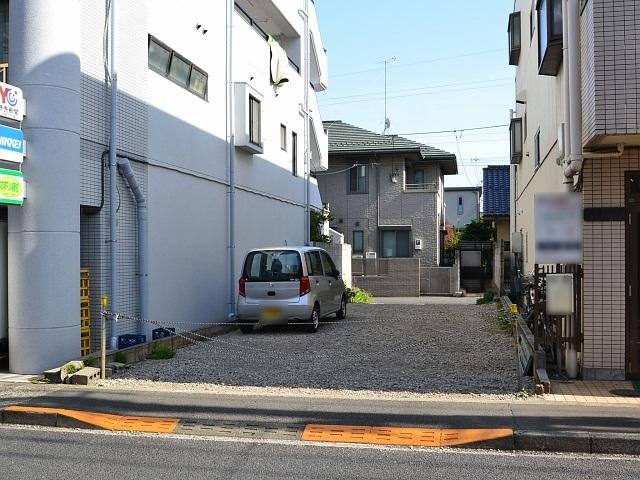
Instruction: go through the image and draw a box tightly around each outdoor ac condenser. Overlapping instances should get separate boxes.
[365,252,377,259]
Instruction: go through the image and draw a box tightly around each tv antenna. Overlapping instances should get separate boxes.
[377,56,396,134]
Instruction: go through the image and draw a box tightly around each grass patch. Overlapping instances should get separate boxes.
[65,364,81,376]
[476,291,496,305]
[516,388,530,399]
[149,344,176,360]
[83,356,96,368]
[346,287,373,304]
[114,352,127,364]
[495,302,513,335]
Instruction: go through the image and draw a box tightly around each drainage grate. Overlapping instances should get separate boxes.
[301,424,513,448]
[177,421,305,440]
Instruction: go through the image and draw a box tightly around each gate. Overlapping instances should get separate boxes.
[458,241,494,293]
[532,264,582,373]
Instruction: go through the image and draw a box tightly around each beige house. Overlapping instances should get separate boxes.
[508,0,639,380]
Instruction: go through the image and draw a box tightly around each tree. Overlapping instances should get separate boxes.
[459,218,495,242]
[310,208,335,243]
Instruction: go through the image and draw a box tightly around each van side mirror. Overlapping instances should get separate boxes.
[333,270,341,279]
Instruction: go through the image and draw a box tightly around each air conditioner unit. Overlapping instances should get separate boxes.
[365,252,377,259]
[414,239,423,250]
[352,254,364,259]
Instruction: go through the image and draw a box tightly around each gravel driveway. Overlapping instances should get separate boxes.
[112,302,519,395]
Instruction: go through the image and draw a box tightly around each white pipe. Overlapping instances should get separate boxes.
[564,0,583,182]
[226,0,237,319]
[109,0,119,350]
[300,2,311,245]
[564,0,581,379]
[116,158,149,338]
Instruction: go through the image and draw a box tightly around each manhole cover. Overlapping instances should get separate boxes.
[610,389,640,398]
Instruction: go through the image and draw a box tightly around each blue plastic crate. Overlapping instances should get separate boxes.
[152,327,176,340]
[118,334,146,350]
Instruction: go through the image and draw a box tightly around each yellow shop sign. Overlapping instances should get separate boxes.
[0,168,24,205]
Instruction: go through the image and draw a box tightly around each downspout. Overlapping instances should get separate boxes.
[226,0,237,319]
[300,1,311,245]
[109,0,119,350]
[116,158,149,337]
[563,0,583,183]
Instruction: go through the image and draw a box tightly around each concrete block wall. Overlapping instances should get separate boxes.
[581,0,640,146]
[582,151,640,379]
[352,259,420,297]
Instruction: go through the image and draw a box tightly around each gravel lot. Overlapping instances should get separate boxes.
[110,302,521,396]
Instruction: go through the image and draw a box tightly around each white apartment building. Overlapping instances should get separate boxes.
[0,0,328,373]
[508,0,639,380]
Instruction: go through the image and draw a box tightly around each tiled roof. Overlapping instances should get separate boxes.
[323,120,458,175]
[483,165,510,216]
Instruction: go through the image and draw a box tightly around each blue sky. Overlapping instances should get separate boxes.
[316,0,514,188]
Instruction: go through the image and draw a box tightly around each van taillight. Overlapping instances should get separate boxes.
[239,277,247,297]
[299,276,311,296]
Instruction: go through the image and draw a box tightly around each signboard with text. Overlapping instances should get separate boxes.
[0,81,25,121]
[0,124,26,164]
[535,193,583,264]
[0,168,25,205]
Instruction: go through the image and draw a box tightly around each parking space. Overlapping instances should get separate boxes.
[112,300,518,396]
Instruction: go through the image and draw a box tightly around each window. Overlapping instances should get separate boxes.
[537,0,563,75]
[280,124,287,151]
[457,197,464,216]
[382,230,411,258]
[168,54,190,86]
[305,251,324,276]
[148,35,208,99]
[243,250,303,282]
[510,117,523,164]
[292,132,298,176]
[320,251,338,277]
[349,165,368,193]
[352,231,364,253]
[148,37,171,73]
[508,12,522,65]
[414,169,425,185]
[249,95,261,146]
[534,129,541,168]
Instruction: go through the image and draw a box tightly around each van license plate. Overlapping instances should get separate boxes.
[261,308,282,322]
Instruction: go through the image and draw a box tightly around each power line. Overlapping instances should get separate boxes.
[397,124,509,136]
[330,48,505,79]
[319,77,512,102]
[320,83,512,107]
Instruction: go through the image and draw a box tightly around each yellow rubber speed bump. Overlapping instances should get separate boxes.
[4,406,179,433]
[302,424,513,448]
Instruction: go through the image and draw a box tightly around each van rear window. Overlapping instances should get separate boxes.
[243,250,303,282]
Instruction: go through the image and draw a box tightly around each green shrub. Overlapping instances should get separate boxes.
[346,286,373,304]
[149,344,176,360]
[83,356,96,367]
[65,364,81,376]
[476,291,496,305]
[114,352,127,364]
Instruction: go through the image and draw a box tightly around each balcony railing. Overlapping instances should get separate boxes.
[404,183,436,192]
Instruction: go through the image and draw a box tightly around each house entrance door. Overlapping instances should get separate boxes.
[626,172,640,379]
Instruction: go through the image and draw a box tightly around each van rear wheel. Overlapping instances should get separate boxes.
[305,306,320,333]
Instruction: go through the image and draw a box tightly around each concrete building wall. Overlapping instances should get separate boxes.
[7,0,329,372]
[581,0,640,147]
[582,151,640,379]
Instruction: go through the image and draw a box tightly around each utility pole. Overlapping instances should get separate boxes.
[378,56,396,134]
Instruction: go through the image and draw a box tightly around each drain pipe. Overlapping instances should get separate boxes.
[299,1,311,245]
[116,157,149,337]
[108,0,119,350]
[226,0,237,320]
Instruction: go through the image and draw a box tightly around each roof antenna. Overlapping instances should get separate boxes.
[377,56,396,135]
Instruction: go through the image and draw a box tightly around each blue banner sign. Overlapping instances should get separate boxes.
[0,124,26,164]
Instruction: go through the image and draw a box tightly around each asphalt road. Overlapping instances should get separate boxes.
[1,426,638,480]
